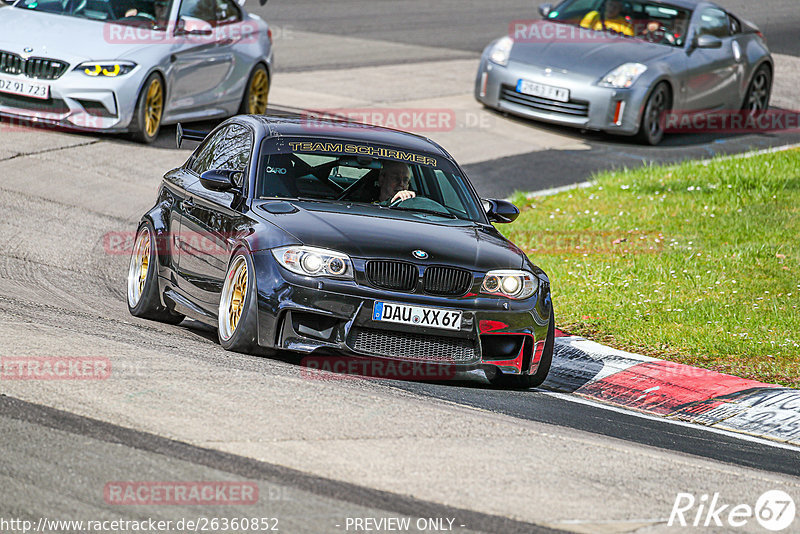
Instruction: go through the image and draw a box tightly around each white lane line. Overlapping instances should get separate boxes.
[541,390,800,453]
[700,141,800,163]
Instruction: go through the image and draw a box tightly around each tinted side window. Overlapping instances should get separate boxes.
[189,131,224,175]
[697,7,731,38]
[213,124,252,185]
[189,124,252,182]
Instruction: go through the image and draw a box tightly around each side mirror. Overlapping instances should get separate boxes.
[695,34,722,49]
[200,169,242,192]
[483,199,520,224]
[175,17,213,36]
[538,3,553,17]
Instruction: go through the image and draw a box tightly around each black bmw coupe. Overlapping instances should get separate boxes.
[127,116,554,388]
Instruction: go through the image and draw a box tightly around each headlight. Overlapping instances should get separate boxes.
[272,246,353,279]
[481,270,538,299]
[599,63,647,88]
[76,61,137,77]
[489,36,513,66]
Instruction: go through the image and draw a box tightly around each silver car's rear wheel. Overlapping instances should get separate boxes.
[637,82,670,145]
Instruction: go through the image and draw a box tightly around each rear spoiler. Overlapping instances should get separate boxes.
[176,123,208,148]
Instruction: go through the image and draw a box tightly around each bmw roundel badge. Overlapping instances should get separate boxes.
[412,250,428,260]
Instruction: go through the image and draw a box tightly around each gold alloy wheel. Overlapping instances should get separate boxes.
[127,227,151,308]
[144,78,163,137]
[247,69,269,114]
[219,256,249,341]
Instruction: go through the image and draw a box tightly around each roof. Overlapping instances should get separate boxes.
[242,115,450,158]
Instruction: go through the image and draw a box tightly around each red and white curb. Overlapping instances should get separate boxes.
[543,331,800,447]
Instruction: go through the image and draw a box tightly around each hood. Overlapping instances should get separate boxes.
[253,201,526,272]
[0,6,148,63]
[509,21,674,78]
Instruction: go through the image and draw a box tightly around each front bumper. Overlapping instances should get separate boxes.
[252,253,552,377]
[0,67,145,132]
[475,56,645,135]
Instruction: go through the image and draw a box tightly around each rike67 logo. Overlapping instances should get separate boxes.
[669,490,796,531]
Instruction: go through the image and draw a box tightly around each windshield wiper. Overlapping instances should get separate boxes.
[387,206,457,219]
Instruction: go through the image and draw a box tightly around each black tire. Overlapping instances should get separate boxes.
[742,64,772,113]
[636,82,670,145]
[127,221,185,324]
[130,72,164,144]
[218,249,261,353]
[238,63,270,115]
[490,307,555,390]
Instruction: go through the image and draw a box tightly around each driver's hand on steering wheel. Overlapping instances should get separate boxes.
[125,8,138,16]
[390,190,416,203]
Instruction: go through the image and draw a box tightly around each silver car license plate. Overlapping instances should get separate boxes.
[516,79,569,103]
[372,301,462,331]
[0,74,50,100]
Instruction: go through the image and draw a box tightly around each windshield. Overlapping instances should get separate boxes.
[546,0,692,46]
[12,0,173,26]
[257,141,486,223]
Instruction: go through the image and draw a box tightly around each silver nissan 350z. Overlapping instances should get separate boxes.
[475,0,772,144]
[0,0,272,142]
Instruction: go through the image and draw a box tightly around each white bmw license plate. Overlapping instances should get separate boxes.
[0,74,50,100]
[516,79,569,103]
[372,301,462,331]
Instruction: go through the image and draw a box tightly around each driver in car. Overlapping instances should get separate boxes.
[123,0,169,25]
[580,0,634,36]
[377,161,416,204]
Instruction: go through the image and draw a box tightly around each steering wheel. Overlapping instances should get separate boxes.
[122,12,156,21]
[640,24,673,44]
[387,196,451,216]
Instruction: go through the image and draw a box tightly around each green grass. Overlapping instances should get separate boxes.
[504,148,800,388]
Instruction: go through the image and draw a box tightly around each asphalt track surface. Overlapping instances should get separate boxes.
[1,2,799,533]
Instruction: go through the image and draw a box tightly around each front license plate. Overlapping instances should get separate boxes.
[0,74,50,100]
[516,79,569,103]
[372,301,462,331]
